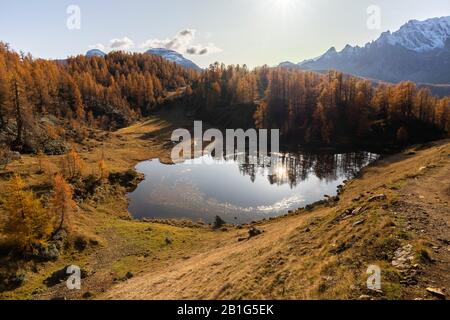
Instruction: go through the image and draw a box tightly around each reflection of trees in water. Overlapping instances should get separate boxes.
[236,152,379,188]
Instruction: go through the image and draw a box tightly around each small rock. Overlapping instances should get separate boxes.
[352,207,365,215]
[11,151,21,160]
[51,296,67,301]
[392,244,414,269]
[358,295,371,300]
[426,287,446,300]
[248,227,262,238]
[165,237,173,245]
[352,219,366,227]
[74,237,88,251]
[125,272,134,280]
[37,243,60,261]
[368,194,387,202]
[82,292,93,299]
[0,273,26,290]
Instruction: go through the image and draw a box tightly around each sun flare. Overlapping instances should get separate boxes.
[274,165,288,179]
[266,0,300,17]
[273,0,295,10]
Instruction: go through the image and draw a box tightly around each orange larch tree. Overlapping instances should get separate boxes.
[50,173,77,233]
[1,175,53,252]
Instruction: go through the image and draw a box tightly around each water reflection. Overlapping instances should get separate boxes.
[128,151,379,224]
[236,152,379,187]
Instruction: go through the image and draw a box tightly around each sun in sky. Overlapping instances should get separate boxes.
[273,0,295,9]
[270,0,298,13]
[262,0,308,21]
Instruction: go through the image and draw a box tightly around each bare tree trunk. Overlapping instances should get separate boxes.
[57,211,65,233]
[12,79,23,146]
[0,107,4,129]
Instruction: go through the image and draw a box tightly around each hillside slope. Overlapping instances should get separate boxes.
[1,117,448,300]
[103,140,450,300]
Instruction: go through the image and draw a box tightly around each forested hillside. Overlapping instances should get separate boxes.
[1,44,449,155]
[0,43,196,154]
[189,63,450,146]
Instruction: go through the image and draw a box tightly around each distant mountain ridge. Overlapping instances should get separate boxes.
[145,48,201,71]
[85,48,201,71]
[280,16,450,85]
[375,17,450,52]
[86,49,107,58]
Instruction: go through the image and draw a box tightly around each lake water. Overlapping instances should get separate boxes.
[128,151,379,224]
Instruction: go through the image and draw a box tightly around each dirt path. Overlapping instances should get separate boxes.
[395,147,450,295]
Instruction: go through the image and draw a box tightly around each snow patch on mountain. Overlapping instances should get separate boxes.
[281,16,450,85]
[293,16,450,68]
[86,49,106,58]
[145,48,201,71]
[375,16,450,52]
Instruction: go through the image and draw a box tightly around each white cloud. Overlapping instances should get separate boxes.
[109,37,134,50]
[140,29,222,56]
[186,43,223,56]
[140,29,195,52]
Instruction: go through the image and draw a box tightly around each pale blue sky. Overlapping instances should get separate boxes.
[1,0,450,67]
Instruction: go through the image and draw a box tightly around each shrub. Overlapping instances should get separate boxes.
[213,216,226,229]
[1,175,54,253]
[50,174,77,233]
[61,148,84,180]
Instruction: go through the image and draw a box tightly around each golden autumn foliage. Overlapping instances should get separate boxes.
[194,65,450,144]
[0,42,196,142]
[0,145,10,170]
[62,148,85,180]
[0,56,9,128]
[44,123,61,140]
[98,159,108,183]
[49,174,77,233]
[1,175,53,252]
[0,41,449,149]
